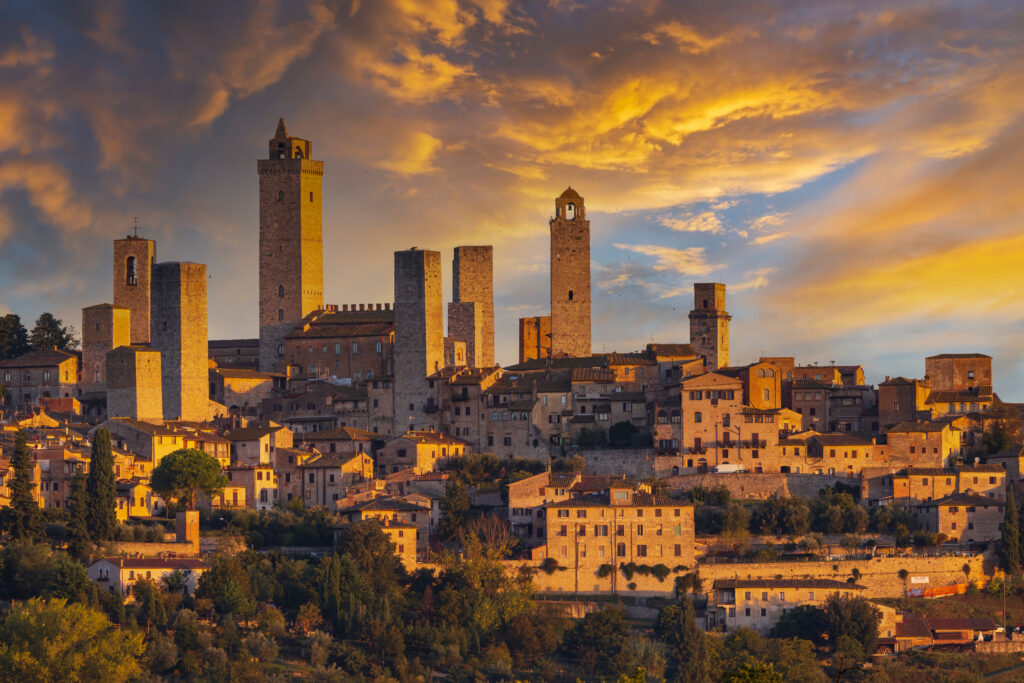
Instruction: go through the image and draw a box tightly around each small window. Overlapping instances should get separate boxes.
[568,290,574,301]
[278,309,284,321]
[309,191,314,202]
[278,190,284,201]
[278,285,284,298]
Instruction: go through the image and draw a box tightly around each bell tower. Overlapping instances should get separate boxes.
[689,283,731,369]
[549,187,591,357]
[257,118,324,372]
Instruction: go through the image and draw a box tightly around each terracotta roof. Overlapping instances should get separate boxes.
[929,617,997,631]
[916,492,1004,508]
[393,430,466,446]
[880,376,918,386]
[714,578,865,590]
[98,557,208,570]
[547,491,687,508]
[570,475,638,492]
[286,321,393,340]
[339,496,429,513]
[209,338,259,348]
[0,349,77,368]
[925,390,993,404]
[605,352,656,366]
[213,368,280,380]
[793,378,831,390]
[559,186,581,199]
[300,452,368,469]
[572,367,616,383]
[107,417,179,436]
[225,426,278,441]
[895,614,932,638]
[887,421,952,433]
[646,343,695,357]
[302,426,377,442]
[815,434,875,446]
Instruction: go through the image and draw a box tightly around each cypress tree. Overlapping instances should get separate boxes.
[1000,485,1021,574]
[4,430,41,540]
[657,597,711,683]
[86,427,117,541]
[67,467,91,558]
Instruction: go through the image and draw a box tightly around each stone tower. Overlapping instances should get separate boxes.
[451,246,494,367]
[394,249,443,433]
[550,187,591,357]
[151,262,209,422]
[107,346,163,422]
[448,301,483,367]
[81,303,130,394]
[689,283,731,370]
[257,118,324,372]
[518,316,551,363]
[113,235,156,345]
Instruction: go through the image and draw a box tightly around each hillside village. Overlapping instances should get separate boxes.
[2,121,1024,680]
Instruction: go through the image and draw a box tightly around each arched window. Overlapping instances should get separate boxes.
[757,369,765,378]
[126,256,137,285]
[278,285,284,298]
[278,309,284,321]
[278,190,284,201]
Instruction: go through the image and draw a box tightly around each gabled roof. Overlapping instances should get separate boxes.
[887,421,953,434]
[571,367,616,383]
[392,430,466,446]
[302,426,377,441]
[547,491,686,508]
[714,578,865,590]
[916,492,1004,508]
[338,496,429,513]
[96,557,208,570]
[225,426,277,441]
[0,349,77,368]
[107,417,179,436]
[925,390,993,404]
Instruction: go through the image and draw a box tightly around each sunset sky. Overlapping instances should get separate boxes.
[1,1,1022,394]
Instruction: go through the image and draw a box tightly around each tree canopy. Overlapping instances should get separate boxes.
[0,598,143,683]
[29,312,79,351]
[86,428,117,541]
[0,314,30,361]
[2,430,41,541]
[150,448,227,511]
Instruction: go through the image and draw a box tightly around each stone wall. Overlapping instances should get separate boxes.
[664,472,851,500]
[518,316,551,363]
[581,447,658,479]
[151,262,209,422]
[452,246,494,367]
[520,552,990,599]
[688,283,730,369]
[448,301,483,367]
[107,346,163,421]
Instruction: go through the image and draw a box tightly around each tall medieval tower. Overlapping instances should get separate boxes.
[394,248,444,433]
[113,235,155,345]
[450,245,494,367]
[550,187,591,357]
[257,118,324,372]
[689,283,731,370]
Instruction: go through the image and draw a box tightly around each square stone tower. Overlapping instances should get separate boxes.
[258,118,324,372]
[689,283,731,370]
[151,262,209,422]
[113,235,156,345]
[550,187,591,358]
[448,301,483,367]
[518,316,551,363]
[106,345,163,422]
[81,303,130,394]
[394,249,443,433]
[451,246,494,366]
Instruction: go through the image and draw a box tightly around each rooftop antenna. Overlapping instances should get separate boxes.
[132,216,139,238]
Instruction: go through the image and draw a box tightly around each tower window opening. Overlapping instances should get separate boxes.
[309,191,313,202]
[278,309,285,321]
[702,299,709,309]
[126,256,138,286]
[278,285,284,298]
[568,290,574,301]
[278,190,284,201]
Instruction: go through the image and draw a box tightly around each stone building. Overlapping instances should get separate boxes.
[542,481,696,593]
[393,249,444,432]
[258,119,324,372]
[915,493,1003,543]
[451,245,494,366]
[0,350,79,407]
[282,304,394,382]
[924,353,992,393]
[718,362,781,410]
[689,283,730,370]
[113,234,156,345]
[106,346,163,422]
[708,579,866,635]
[878,377,931,428]
[208,339,260,370]
[376,430,467,475]
[886,421,961,467]
[151,261,209,422]
[549,188,591,358]
[518,316,551,363]
[81,303,130,395]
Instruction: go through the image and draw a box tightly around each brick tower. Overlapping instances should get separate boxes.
[550,187,591,357]
[258,118,324,372]
[394,248,443,433]
[81,303,130,394]
[151,262,209,421]
[113,235,156,345]
[689,283,731,370]
[451,245,494,367]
